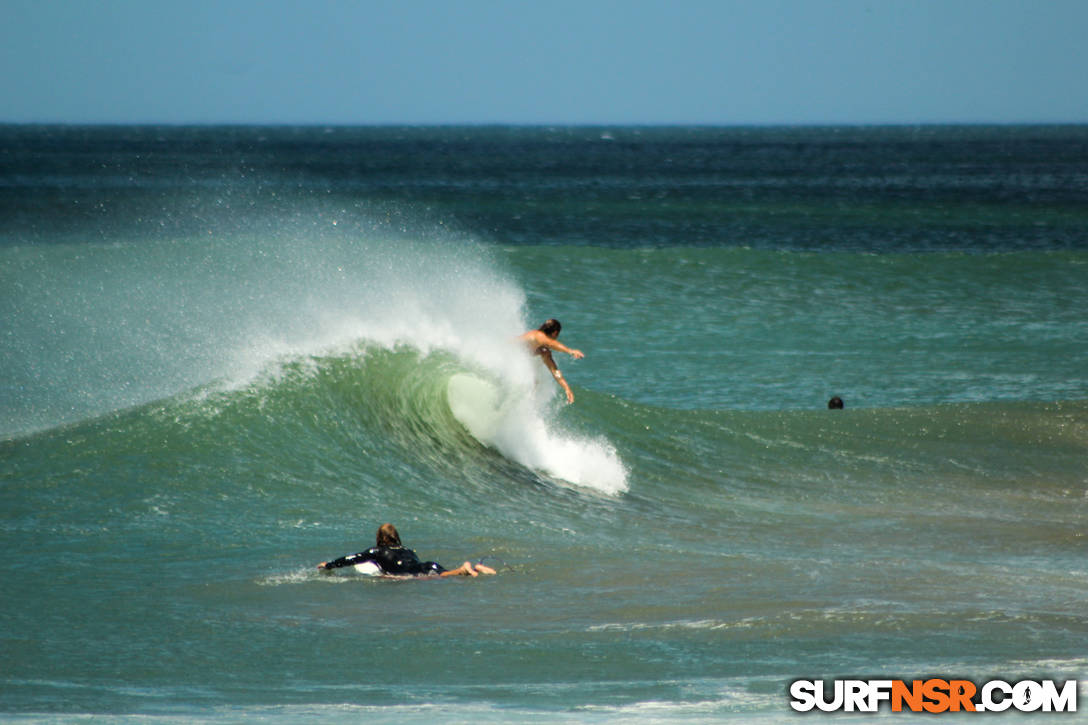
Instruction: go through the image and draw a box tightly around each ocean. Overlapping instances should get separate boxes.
[1,124,1086,722]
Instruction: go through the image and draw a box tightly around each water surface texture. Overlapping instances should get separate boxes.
[2,125,1087,722]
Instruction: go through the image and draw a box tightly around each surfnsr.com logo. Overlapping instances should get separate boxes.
[789,678,1078,713]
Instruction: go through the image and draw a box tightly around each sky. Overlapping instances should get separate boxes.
[3,0,1087,126]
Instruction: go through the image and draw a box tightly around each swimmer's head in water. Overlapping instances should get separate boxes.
[538,319,562,338]
[376,523,402,547]
[828,396,844,409]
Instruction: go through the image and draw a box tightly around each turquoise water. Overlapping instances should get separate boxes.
[1,126,1087,722]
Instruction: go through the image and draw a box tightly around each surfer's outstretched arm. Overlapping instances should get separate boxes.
[539,349,575,404]
[317,551,372,571]
[519,330,584,359]
[540,336,584,359]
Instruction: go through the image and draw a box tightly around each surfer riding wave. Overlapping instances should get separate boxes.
[519,319,584,404]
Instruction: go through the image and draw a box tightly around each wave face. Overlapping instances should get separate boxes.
[2,218,629,495]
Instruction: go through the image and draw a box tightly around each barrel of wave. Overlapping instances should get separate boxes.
[446,373,628,495]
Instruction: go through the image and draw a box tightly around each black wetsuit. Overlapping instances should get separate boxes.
[323,545,446,576]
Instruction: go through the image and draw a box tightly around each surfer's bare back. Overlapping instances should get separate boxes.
[520,318,584,404]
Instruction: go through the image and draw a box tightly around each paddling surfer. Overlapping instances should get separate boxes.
[317,523,496,578]
[520,319,584,404]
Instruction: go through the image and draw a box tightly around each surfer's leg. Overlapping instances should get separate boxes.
[440,561,479,577]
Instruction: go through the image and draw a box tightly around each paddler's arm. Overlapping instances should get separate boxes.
[317,551,371,571]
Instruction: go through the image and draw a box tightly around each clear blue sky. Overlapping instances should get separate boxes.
[3,0,1086,125]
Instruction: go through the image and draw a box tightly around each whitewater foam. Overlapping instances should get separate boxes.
[447,372,629,495]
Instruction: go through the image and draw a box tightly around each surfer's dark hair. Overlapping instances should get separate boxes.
[376,523,401,548]
[538,319,562,336]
